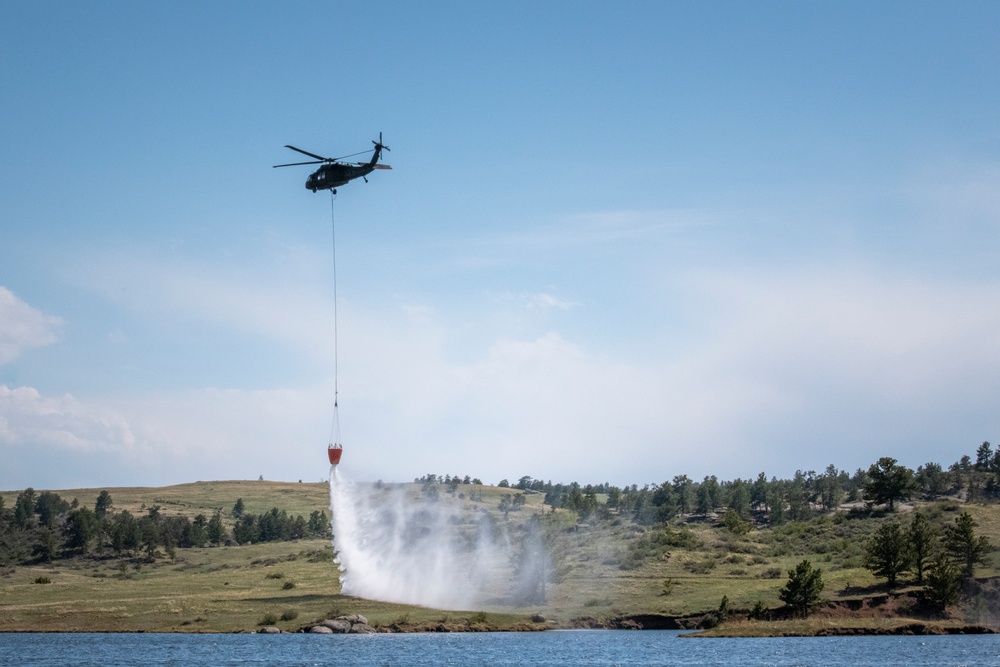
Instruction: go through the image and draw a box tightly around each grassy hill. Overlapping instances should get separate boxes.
[2,480,999,634]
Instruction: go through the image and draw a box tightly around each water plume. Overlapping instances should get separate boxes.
[329,467,533,610]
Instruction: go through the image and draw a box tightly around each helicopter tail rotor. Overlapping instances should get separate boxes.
[373,131,390,153]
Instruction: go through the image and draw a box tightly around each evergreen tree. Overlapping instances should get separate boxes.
[975,441,993,470]
[723,508,751,535]
[915,462,947,497]
[14,488,37,529]
[111,510,140,555]
[65,507,98,554]
[727,479,751,519]
[207,509,227,544]
[786,472,811,521]
[233,515,257,545]
[705,476,721,510]
[864,521,910,588]
[187,514,209,548]
[863,457,914,511]
[750,472,769,512]
[34,491,68,528]
[94,490,113,520]
[943,511,992,580]
[923,553,961,612]
[650,482,676,522]
[138,516,161,561]
[779,560,824,618]
[307,510,330,536]
[817,465,842,511]
[605,486,621,510]
[695,482,711,515]
[769,480,787,525]
[290,515,307,540]
[33,527,58,562]
[907,512,936,584]
[673,475,693,514]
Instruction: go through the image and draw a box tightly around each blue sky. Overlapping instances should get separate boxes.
[2,2,1000,490]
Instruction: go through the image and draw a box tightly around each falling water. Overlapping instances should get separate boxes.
[329,467,522,610]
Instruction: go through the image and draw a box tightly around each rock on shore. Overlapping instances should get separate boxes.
[302,614,375,635]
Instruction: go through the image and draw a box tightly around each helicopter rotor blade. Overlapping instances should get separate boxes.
[284,145,329,161]
[331,149,371,161]
[373,131,390,152]
[272,160,324,168]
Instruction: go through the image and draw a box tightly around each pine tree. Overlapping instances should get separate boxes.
[907,512,936,584]
[207,509,227,544]
[94,490,113,520]
[943,511,992,580]
[864,521,910,588]
[923,553,961,612]
[779,560,824,618]
[863,457,914,511]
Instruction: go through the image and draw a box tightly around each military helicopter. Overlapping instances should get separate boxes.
[273,132,391,193]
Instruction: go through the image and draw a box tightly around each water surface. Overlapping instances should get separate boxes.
[1,630,998,666]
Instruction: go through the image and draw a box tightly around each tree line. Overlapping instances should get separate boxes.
[0,490,331,566]
[486,442,1000,526]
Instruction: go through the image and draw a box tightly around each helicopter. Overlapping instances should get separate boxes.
[273,132,391,193]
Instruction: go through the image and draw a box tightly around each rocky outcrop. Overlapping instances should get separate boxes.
[315,619,352,633]
[303,614,374,635]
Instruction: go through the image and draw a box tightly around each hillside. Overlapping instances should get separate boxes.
[2,477,999,634]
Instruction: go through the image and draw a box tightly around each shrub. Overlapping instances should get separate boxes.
[282,581,295,590]
[280,608,299,621]
[749,600,767,620]
[683,558,717,575]
[259,613,278,626]
[583,597,612,607]
[33,576,52,584]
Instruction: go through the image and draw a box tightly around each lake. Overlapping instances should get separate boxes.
[1,630,998,666]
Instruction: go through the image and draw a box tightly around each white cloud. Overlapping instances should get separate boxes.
[0,385,137,454]
[519,292,575,311]
[0,287,62,365]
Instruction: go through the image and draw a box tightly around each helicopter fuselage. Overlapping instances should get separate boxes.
[306,162,375,192]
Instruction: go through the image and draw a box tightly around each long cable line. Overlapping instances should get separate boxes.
[329,191,341,447]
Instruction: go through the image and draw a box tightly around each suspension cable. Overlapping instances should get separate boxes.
[329,191,341,446]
